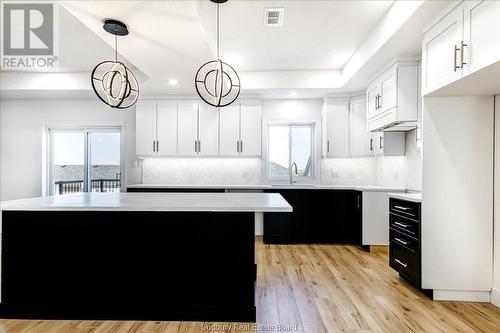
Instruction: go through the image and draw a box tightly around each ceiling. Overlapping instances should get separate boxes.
[0,0,449,99]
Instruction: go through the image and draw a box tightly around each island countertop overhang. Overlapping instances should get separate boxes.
[0,192,293,213]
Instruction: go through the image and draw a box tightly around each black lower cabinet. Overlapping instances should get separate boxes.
[264,190,362,245]
[389,198,432,298]
[0,210,256,322]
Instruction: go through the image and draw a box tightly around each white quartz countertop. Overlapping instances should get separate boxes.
[0,192,293,212]
[387,192,422,203]
[127,184,406,192]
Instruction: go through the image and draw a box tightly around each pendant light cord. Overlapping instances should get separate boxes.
[114,31,118,62]
[216,3,220,60]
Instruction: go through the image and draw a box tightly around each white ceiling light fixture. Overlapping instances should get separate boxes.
[264,8,284,27]
[91,19,139,109]
[195,0,240,108]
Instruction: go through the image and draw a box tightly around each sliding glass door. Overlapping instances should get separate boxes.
[49,128,121,195]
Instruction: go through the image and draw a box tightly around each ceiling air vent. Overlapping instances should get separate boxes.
[264,8,284,27]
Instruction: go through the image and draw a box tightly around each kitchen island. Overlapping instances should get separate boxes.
[0,192,291,322]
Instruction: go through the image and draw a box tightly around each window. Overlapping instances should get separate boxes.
[267,124,314,181]
[49,128,122,195]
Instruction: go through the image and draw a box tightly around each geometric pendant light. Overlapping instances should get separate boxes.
[91,19,139,109]
[195,0,240,107]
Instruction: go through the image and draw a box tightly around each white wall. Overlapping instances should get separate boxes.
[493,94,500,307]
[0,99,141,201]
[422,96,494,301]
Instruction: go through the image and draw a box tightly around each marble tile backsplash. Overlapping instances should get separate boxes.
[142,158,262,185]
[320,158,376,185]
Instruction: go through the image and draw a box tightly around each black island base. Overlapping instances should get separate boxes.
[0,210,256,322]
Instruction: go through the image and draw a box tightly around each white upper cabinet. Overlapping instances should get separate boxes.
[177,101,199,156]
[136,102,157,156]
[366,62,418,132]
[156,102,177,156]
[219,101,262,156]
[422,1,500,95]
[422,5,463,95]
[219,104,240,156]
[372,132,406,157]
[239,101,262,156]
[462,0,500,76]
[136,99,261,158]
[322,98,350,158]
[198,104,219,156]
[349,97,372,157]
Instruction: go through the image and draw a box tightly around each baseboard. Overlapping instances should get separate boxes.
[491,288,500,307]
[433,290,490,302]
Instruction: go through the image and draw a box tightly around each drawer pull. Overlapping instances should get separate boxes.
[394,237,409,245]
[395,258,407,268]
[394,205,411,211]
[394,221,410,228]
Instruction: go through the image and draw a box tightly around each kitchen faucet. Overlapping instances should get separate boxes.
[289,162,298,185]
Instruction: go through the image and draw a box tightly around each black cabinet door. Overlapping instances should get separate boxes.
[303,190,361,244]
[263,189,362,245]
[263,190,300,244]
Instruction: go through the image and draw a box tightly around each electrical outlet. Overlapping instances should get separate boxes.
[395,171,399,180]
[330,170,339,178]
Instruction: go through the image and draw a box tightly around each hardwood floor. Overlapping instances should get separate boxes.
[1,237,499,333]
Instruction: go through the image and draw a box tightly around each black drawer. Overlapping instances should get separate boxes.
[390,228,418,252]
[390,242,419,285]
[389,198,420,220]
[390,214,419,239]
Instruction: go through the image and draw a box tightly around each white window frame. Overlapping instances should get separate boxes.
[266,122,315,182]
[43,125,125,196]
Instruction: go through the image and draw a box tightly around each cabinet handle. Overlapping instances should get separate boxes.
[454,44,461,71]
[156,140,159,152]
[394,205,410,211]
[395,258,408,268]
[370,138,373,151]
[461,40,467,66]
[236,140,240,153]
[379,136,383,149]
[327,140,330,153]
[394,221,410,228]
[194,140,197,152]
[357,195,361,209]
[378,94,382,109]
[240,140,243,153]
[153,140,156,152]
[198,140,201,153]
[394,237,409,245]
[375,95,379,110]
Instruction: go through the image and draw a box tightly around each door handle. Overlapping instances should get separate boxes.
[394,221,410,228]
[454,44,461,71]
[395,259,407,268]
[394,237,409,246]
[461,40,467,67]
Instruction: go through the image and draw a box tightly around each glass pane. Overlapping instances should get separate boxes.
[268,126,290,178]
[89,132,121,192]
[53,131,85,195]
[290,126,312,177]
